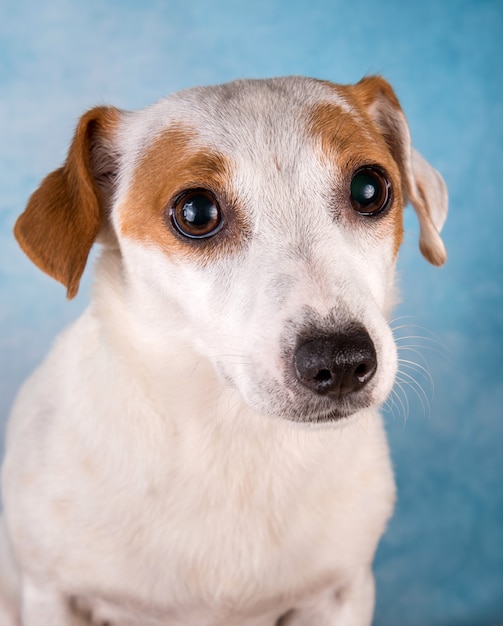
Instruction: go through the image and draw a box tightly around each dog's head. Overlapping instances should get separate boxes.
[15,76,447,423]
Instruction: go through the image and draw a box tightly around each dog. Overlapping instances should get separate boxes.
[0,75,447,626]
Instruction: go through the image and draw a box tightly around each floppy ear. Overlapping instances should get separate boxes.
[14,106,121,299]
[352,76,448,266]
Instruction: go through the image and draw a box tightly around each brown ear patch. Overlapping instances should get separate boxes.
[15,106,121,298]
[119,125,251,263]
[307,95,405,258]
[350,76,402,111]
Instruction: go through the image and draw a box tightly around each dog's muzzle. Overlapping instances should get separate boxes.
[293,326,377,399]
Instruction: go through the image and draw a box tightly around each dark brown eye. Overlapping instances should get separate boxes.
[171,189,222,239]
[350,167,391,215]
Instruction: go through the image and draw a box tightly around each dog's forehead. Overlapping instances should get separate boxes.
[122,77,373,162]
[150,77,350,128]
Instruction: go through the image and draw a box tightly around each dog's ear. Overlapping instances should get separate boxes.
[352,76,448,266]
[14,106,122,299]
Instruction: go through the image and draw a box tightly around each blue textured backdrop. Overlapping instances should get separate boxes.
[1,1,502,624]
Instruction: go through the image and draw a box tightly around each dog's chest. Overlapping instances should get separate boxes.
[48,416,394,624]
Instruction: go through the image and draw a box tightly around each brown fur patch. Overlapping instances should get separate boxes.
[15,106,121,298]
[308,81,405,258]
[119,125,251,263]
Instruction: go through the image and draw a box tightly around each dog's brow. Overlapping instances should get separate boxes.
[307,99,404,257]
[119,124,251,261]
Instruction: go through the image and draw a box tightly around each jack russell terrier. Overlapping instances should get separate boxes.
[0,75,447,626]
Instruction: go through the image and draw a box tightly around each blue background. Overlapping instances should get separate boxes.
[1,1,502,624]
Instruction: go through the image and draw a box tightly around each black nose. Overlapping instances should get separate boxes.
[293,328,377,398]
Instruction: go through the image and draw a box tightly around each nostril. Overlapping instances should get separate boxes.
[293,327,377,398]
[354,363,368,378]
[354,360,375,383]
[315,369,332,384]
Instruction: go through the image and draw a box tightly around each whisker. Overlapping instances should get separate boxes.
[397,346,431,370]
[395,372,430,417]
[398,358,434,388]
[384,389,403,422]
[391,321,450,354]
[397,382,411,421]
[387,315,451,420]
[385,383,409,423]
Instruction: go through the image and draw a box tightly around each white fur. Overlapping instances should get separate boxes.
[1,76,447,625]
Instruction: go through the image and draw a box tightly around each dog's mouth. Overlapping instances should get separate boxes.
[269,392,374,424]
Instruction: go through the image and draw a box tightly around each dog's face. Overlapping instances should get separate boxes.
[15,77,448,423]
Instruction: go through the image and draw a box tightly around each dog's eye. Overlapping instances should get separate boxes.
[350,168,391,216]
[171,190,222,239]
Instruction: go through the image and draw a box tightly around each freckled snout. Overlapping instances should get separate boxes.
[293,327,377,398]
